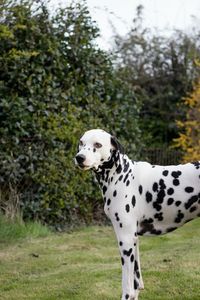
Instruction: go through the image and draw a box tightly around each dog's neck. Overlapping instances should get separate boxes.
[93,151,130,189]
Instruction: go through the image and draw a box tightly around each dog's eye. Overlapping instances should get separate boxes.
[94,142,102,149]
[79,140,83,146]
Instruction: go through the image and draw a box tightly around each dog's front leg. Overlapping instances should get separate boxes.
[135,239,144,290]
[113,225,139,300]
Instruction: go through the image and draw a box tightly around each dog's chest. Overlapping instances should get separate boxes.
[103,173,136,219]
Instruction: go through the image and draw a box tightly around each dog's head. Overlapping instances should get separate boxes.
[75,129,124,170]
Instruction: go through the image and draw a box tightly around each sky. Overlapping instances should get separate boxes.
[53,0,200,50]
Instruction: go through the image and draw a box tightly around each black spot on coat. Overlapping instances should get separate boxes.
[153,182,158,192]
[163,170,169,176]
[132,195,136,207]
[134,279,139,289]
[185,187,194,193]
[190,206,197,213]
[153,202,162,211]
[167,198,174,205]
[167,188,174,195]
[123,173,129,183]
[146,191,153,203]
[130,254,134,262]
[154,212,163,221]
[175,210,184,223]
[123,248,133,257]
[134,260,140,278]
[125,204,130,213]
[191,161,200,169]
[139,185,143,195]
[173,179,180,186]
[103,186,107,194]
[118,175,123,181]
[116,164,122,174]
[123,162,129,173]
[159,179,166,189]
[185,195,198,209]
[107,199,111,206]
[171,171,182,178]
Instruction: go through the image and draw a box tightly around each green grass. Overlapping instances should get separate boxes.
[1,218,200,299]
[0,215,50,244]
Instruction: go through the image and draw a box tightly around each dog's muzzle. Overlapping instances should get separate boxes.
[75,154,86,168]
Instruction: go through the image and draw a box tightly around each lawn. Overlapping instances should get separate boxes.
[1,218,200,300]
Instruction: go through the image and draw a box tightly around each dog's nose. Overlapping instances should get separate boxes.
[75,154,86,165]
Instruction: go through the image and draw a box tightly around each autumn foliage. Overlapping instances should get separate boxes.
[174,78,200,162]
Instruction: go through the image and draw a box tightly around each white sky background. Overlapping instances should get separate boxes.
[52,0,200,50]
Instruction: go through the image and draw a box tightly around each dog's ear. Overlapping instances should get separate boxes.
[110,136,124,154]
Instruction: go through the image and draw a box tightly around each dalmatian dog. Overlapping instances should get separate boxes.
[75,129,200,300]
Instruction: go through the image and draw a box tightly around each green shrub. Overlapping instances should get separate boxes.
[0,0,142,227]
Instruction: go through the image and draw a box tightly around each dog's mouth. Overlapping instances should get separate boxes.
[75,162,91,170]
[78,165,91,170]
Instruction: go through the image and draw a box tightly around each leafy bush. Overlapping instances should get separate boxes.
[0,0,141,227]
